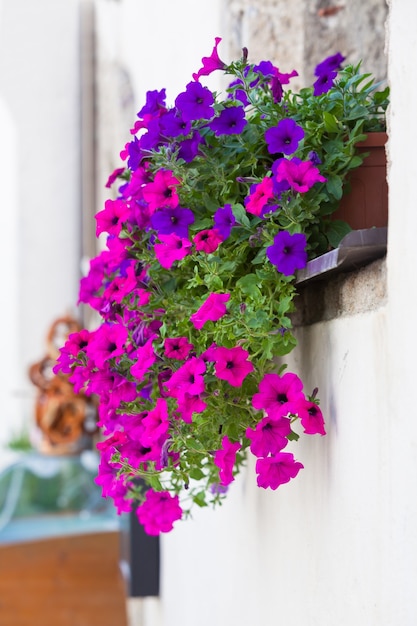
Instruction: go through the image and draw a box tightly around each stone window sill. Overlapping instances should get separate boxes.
[292,227,387,326]
[295,227,387,285]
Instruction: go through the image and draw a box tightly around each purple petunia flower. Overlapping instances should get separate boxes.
[137,88,167,117]
[227,78,250,106]
[266,230,307,276]
[214,204,236,240]
[313,70,338,96]
[314,52,345,77]
[175,81,215,122]
[151,206,195,239]
[209,106,247,136]
[177,131,204,162]
[265,118,305,155]
[159,110,191,138]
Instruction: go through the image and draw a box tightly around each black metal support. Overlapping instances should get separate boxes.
[120,508,160,597]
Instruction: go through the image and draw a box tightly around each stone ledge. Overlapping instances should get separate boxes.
[292,256,387,326]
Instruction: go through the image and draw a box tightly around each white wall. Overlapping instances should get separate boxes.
[0,0,82,445]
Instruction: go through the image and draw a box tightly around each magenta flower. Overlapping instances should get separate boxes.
[265,119,305,155]
[154,233,192,269]
[192,37,226,81]
[194,229,223,253]
[246,414,291,457]
[142,170,180,212]
[252,372,305,416]
[175,393,207,424]
[136,489,182,535]
[164,357,206,398]
[266,230,307,276]
[213,345,254,387]
[289,399,326,435]
[190,293,230,329]
[105,166,125,189]
[141,398,170,448]
[275,158,326,193]
[130,337,157,382]
[214,435,241,486]
[95,198,130,237]
[245,177,274,216]
[164,336,194,360]
[86,323,128,369]
[54,329,91,374]
[256,452,304,490]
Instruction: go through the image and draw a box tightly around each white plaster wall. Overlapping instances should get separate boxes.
[158,309,390,626]
[0,0,82,445]
[0,96,20,446]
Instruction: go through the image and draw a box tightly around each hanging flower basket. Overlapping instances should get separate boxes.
[55,38,389,535]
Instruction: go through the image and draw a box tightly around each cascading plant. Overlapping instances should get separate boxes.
[55,38,389,535]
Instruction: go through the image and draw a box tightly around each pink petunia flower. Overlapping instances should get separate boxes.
[95,198,130,237]
[275,158,327,193]
[154,233,192,269]
[164,357,206,398]
[255,452,304,490]
[214,435,241,486]
[194,229,223,253]
[213,345,254,387]
[130,337,157,382]
[192,37,226,81]
[190,293,230,329]
[142,169,181,212]
[244,177,274,216]
[288,398,326,435]
[86,323,128,369]
[252,372,305,416]
[175,393,207,423]
[136,489,183,535]
[141,398,170,448]
[164,336,194,360]
[246,414,291,457]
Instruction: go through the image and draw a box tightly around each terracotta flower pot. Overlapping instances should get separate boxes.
[332,132,388,229]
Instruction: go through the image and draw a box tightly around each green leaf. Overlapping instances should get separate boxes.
[322,111,340,133]
[326,219,352,248]
[231,203,251,227]
[236,273,262,299]
[326,175,343,201]
[189,468,205,480]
